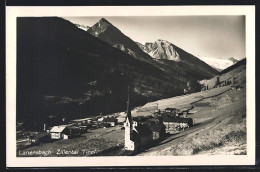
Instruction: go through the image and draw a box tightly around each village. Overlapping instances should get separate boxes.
[16,77,241,157]
[16,96,195,155]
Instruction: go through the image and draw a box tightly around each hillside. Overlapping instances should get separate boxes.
[17,17,184,124]
[219,58,246,75]
[137,61,246,156]
[199,58,246,90]
[138,85,246,156]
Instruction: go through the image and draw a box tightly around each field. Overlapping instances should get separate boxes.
[132,85,232,117]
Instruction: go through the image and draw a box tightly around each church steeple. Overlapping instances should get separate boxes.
[126,86,132,123]
[124,85,135,150]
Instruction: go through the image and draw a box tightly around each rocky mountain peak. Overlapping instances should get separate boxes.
[99,18,112,25]
[96,18,114,30]
[137,39,180,61]
[87,18,115,37]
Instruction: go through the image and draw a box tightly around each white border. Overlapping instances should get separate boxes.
[6,6,255,167]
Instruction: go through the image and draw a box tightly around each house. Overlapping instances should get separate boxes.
[133,124,153,147]
[153,109,161,117]
[162,117,193,134]
[201,85,208,91]
[164,108,177,113]
[49,126,70,139]
[103,117,118,127]
[178,110,189,118]
[70,117,92,125]
[78,125,88,133]
[147,124,166,140]
[232,84,242,91]
[97,117,104,122]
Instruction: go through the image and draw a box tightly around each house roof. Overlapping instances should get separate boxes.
[147,124,165,132]
[165,108,176,110]
[50,126,66,133]
[132,116,150,123]
[71,117,92,122]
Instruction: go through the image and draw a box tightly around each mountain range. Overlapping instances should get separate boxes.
[87,18,217,79]
[17,17,218,123]
[82,18,239,72]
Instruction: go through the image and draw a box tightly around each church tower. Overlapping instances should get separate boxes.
[124,86,135,150]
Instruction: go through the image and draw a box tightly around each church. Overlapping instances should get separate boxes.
[124,88,153,151]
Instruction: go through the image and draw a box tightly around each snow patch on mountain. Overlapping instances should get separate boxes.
[75,24,90,31]
[198,56,236,71]
[228,57,239,63]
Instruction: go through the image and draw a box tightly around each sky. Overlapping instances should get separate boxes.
[64,16,245,60]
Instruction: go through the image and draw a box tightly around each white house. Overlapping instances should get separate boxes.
[49,126,69,139]
[97,117,104,122]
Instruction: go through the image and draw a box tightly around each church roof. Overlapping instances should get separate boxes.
[134,125,153,137]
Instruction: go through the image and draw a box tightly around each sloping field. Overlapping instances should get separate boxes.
[200,59,246,89]
[133,85,232,117]
[138,85,246,156]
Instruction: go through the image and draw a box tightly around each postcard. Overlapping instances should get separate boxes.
[6,5,255,167]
